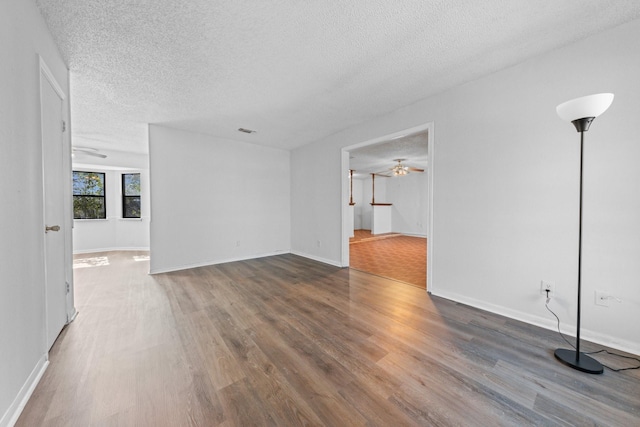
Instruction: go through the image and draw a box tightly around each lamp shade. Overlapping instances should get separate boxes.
[556,93,614,122]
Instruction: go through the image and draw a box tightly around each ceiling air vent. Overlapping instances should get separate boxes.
[238,128,256,134]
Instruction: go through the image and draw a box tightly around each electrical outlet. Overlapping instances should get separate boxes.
[540,280,554,295]
[595,290,610,307]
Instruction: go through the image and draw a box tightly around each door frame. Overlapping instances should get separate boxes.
[340,122,435,292]
[39,56,75,352]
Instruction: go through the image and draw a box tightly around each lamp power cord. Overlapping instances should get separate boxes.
[544,289,640,372]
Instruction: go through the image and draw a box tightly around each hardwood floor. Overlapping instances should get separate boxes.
[17,251,640,426]
[349,230,426,289]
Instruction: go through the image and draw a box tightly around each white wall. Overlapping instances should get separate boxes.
[371,205,392,234]
[352,178,364,229]
[353,173,427,235]
[0,1,71,425]
[353,175,388,231]
[291,19,640,354]
[387,172,428,236]
[360,177,373,229]
[148,125,291,273]
[72,168,150,253]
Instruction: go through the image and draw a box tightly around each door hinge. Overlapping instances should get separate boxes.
[66,282,70,294]
[62,120,66,132]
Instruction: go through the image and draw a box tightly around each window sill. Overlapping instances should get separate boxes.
[74,217,146,222]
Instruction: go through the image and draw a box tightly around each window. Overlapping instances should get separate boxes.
[73,171,106,219]
[122,173,141,218]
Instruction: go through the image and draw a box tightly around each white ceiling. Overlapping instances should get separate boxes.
[349,131,428,178]
[36,0,640,155]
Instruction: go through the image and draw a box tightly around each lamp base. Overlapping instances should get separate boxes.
[554,348,603,374]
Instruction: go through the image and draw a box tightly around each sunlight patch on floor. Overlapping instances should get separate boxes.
[73,256,110,269]
[133,255,150,262]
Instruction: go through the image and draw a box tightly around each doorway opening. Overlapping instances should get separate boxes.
[341,123,434,291]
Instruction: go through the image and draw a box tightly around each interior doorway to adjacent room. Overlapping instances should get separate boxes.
[341,123,433,290]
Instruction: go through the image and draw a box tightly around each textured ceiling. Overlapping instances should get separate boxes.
[36,0,640,155]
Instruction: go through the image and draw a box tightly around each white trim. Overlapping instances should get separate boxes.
[432,289,640,356]
[38,68,50,373]
[0,355,49,427]
[290,251,344,268]
[426,122,435,293]
[38,56,65,100]
[74,216,149,222]
[40,54,79,352]
[63,66,75,351]
[39,55,68,353]
[149,251,291,274]
[341,150,350,267]
[395,232,427,238]
[67,307,78,324]
[341,122,435,290]
[73,246,150,255]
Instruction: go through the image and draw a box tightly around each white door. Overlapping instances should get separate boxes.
[41,66,68,350]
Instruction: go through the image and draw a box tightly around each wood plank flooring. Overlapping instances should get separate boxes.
[17,251,640,426]
[349,230,426,289]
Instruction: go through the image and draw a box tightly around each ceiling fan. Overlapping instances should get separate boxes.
[72,146,107,159]
[376,159,424,177]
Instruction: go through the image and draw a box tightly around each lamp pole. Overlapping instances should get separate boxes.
[575,122,586,362]
[553,116,603,374]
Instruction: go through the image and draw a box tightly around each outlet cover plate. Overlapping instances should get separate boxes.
[540,280,555,295]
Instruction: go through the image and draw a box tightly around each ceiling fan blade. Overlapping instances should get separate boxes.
[72,148,107,158]
[83,151,107,158]
[373,171,392,177]
[407,167,424,172]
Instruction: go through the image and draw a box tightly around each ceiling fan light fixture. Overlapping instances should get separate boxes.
[393,165,408,176]
[391,159,409,176]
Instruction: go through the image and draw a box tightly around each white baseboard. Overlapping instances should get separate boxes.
[67,307,78,324]
[432,289,640,356]
[290,251,343,267]
[73,246,149,254]
[400,232,427,238]
[149,250,292,274]
[0,354,48,427]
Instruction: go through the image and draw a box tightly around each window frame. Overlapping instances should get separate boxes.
[72,170,107,220]
[121,173,141,219]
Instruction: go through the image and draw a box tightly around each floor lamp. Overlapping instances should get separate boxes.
[554,93,614,374]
